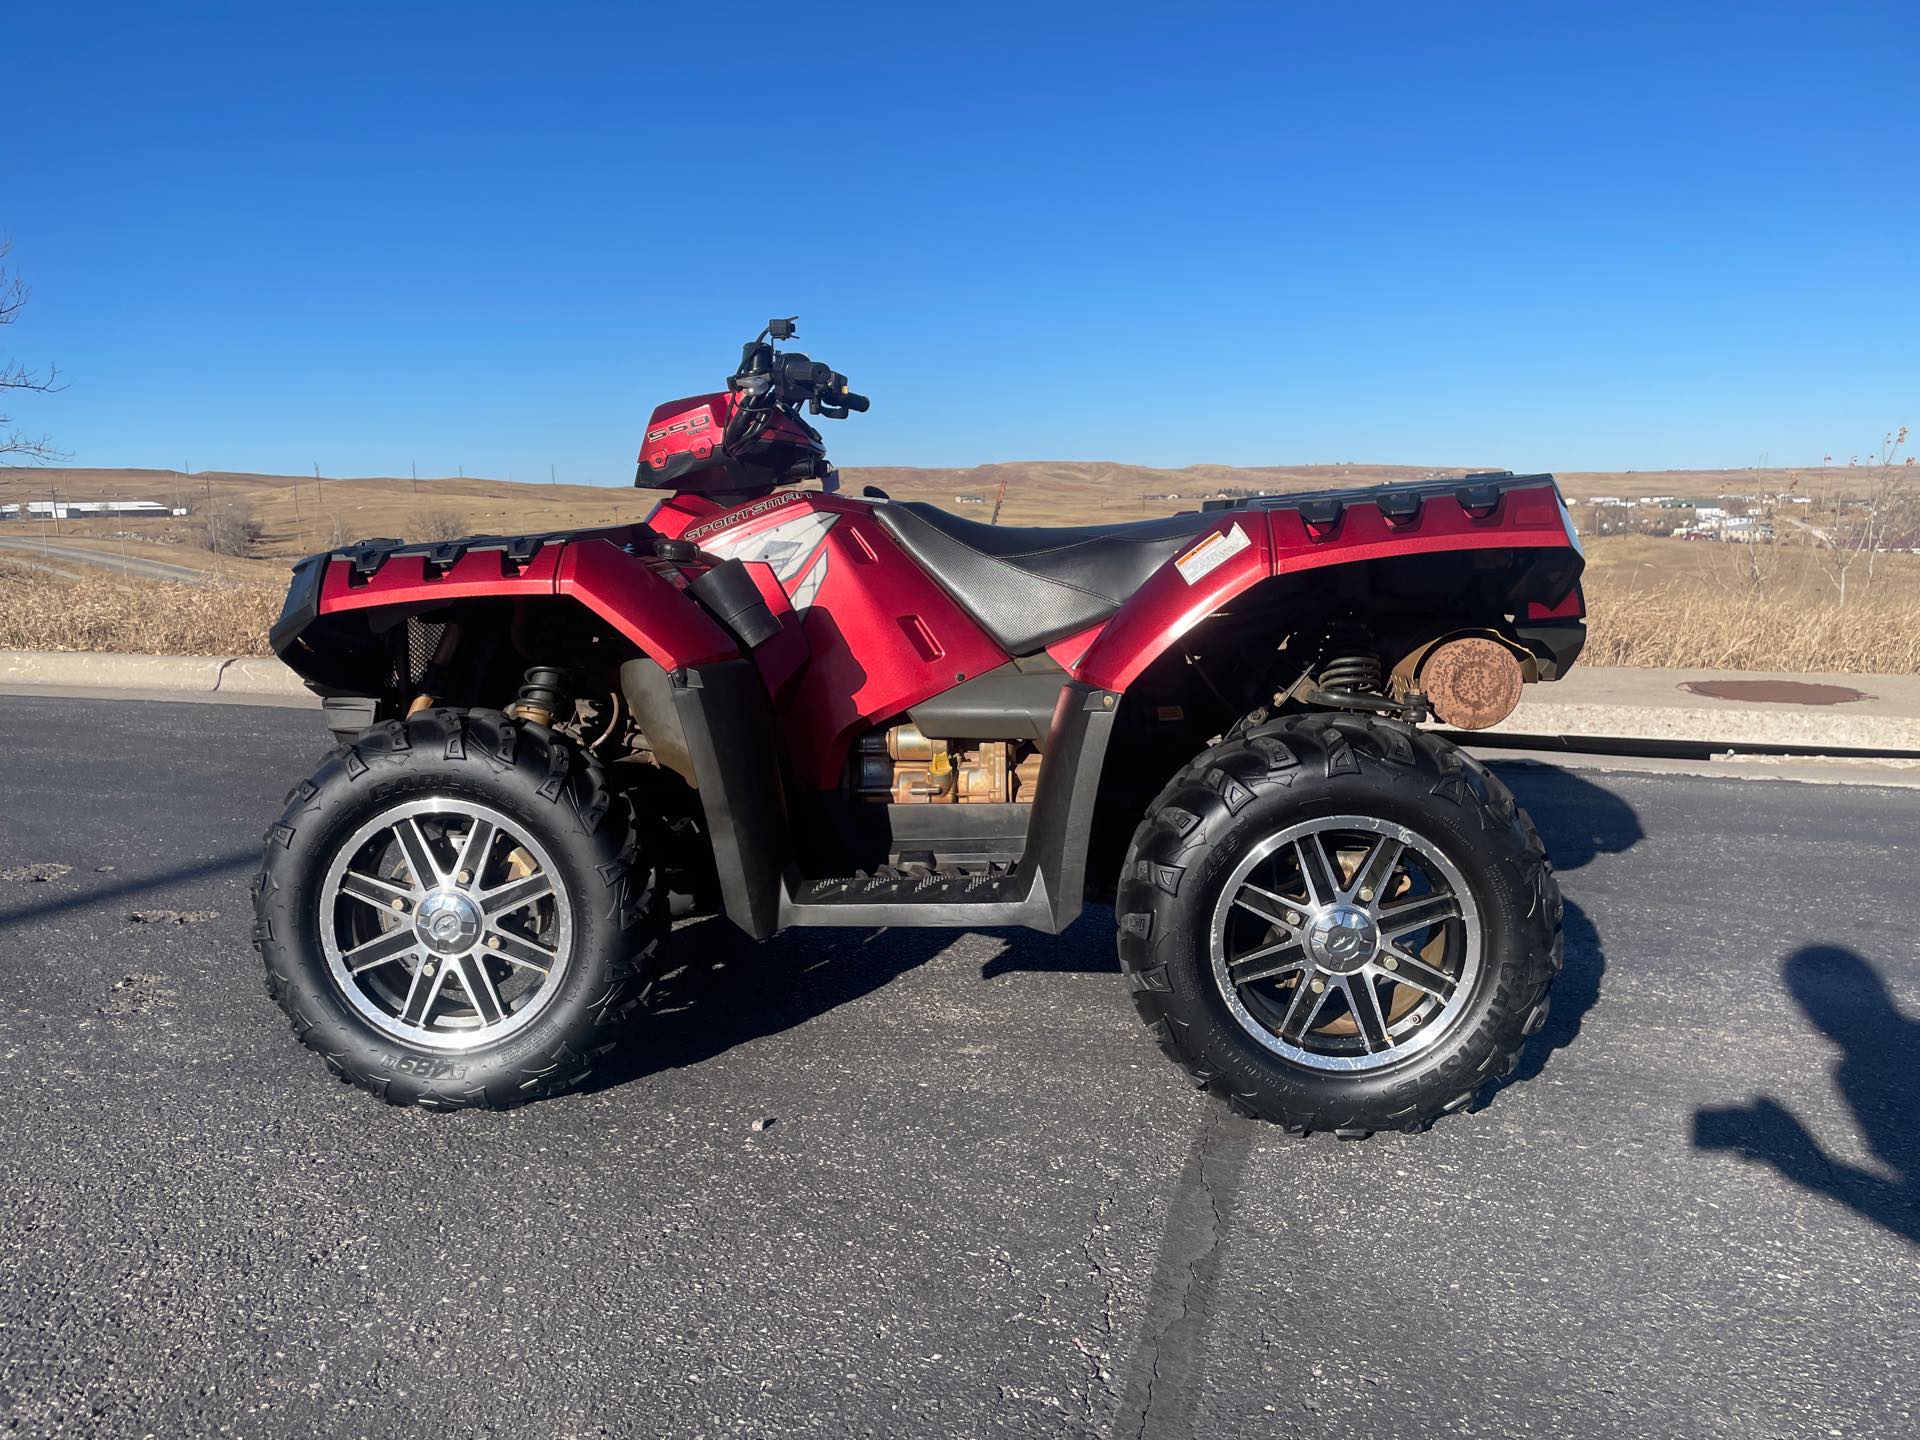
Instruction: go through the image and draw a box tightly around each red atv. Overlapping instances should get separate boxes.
[258,321,1584,1134]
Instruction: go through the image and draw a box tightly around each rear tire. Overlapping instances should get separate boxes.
[1116,714,1562,1135]
[252,708,663,1109]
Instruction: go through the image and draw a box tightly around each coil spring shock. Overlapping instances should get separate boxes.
[1298,619,1425,719]
[506,666,571,728]
[1317,652,1384,695]
[1315,620,1384,695]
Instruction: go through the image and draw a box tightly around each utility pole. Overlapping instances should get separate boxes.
[550,464,556,486]
[411,461,418,495]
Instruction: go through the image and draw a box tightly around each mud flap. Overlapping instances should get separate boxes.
[665,660,790,940]
[1024,682,1120,932]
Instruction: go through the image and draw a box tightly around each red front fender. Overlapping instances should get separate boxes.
[276,533,741,685]
[553,538,738,668]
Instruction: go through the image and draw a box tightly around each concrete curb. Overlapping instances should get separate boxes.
[1487,666,1920,753]
[0,649,310,698]
[2,651,1917,753]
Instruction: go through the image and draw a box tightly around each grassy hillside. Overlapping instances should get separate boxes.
[0,460,1874,573]
[3,462,1915,671]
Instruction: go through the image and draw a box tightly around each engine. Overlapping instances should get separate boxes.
[851,724,1043,805]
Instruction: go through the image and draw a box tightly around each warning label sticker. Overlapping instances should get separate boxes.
[1173,523,1251,585]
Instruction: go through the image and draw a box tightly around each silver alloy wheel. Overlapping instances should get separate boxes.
[318,797,573,1052]
[1208,814,1481,1073]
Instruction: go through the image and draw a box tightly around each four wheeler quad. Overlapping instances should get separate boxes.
[257,319,1586,1133]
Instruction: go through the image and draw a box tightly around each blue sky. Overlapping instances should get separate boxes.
[6,1,1916,481]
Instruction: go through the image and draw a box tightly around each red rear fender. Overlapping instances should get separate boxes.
[1070,518,1275,690]
[1069,477,1584,692]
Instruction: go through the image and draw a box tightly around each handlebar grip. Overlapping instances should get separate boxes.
[839,391,870,413]
[778,355,831,392]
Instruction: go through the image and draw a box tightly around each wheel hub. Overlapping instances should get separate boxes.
[1207,814,1482,1073]
[1305,904,1378,973]
[415,890,483,955]
[319,797,572,1052]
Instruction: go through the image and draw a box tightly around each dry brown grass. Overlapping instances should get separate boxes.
[1580,583,1920,672]
[1579,534,1920,672]
[4,486,1919,674]
[5,555,1913,674]
[0,558,279,656]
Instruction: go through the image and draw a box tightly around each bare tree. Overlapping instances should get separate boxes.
[0,240,63,462]
[203,501,261,557]
[1816,427,1914,604]
[410,509,468,541]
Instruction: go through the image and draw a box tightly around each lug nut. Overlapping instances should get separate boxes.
[1285,911,1300,926]
[485,934,501,950]
[1382,956,1398,971]
[457,869,472,885]
[1359,886,1374,902]
[1310,978,1326,994]
[390,897,406,912]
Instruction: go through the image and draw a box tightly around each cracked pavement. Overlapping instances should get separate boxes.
[1,694,1916,1438]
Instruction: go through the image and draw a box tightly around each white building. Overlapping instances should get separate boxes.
[0,499,187,520]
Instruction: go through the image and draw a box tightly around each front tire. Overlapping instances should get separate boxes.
[1117,714,1562,1136]
[252,708,663,1109]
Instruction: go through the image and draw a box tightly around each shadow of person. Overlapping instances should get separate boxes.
[1694,946,1920,1246]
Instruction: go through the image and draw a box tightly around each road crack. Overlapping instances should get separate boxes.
[1117,1105,1256,1438]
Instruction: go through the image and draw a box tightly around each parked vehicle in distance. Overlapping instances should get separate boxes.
[258,320,1586,1135]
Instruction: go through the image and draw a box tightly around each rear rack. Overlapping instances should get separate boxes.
[1200,471,1561,527]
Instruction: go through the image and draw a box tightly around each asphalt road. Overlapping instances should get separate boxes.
[1,696,1915,1439]
[0,536,210,584]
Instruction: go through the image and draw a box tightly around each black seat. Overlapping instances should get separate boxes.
[873,502,1224,654]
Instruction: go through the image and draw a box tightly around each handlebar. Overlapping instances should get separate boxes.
[731,321,868,421]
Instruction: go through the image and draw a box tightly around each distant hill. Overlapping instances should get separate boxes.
[0,460,1849,577]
